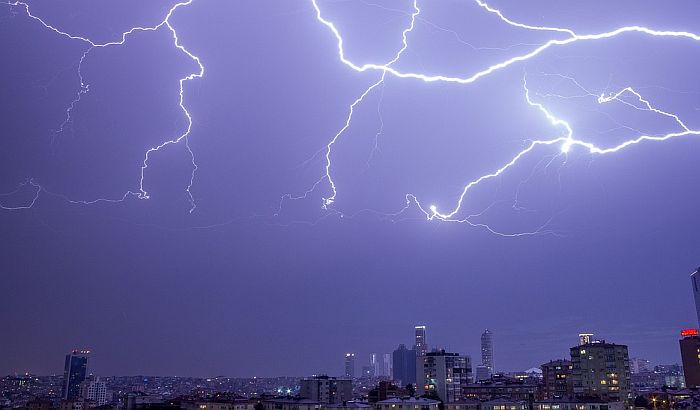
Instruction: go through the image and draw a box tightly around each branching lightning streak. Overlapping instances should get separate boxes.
[303,0,700,234]
[4,0,203,211]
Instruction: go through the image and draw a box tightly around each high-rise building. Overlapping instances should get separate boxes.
[370,353,393,378]
[345,353,356,379]
[415,326,428,357]
[540,359,573,399]
[382,353,393,378]
[481,330,493,376]
[629,357,650,374]
[570,339,630,403]
[679,328,700,387]
[691,268,700,327]
[371,353,379,377]
[417,350,472,403]
[474,365,491,382]
[80,376,107,406]
[300,375,353,404]
[392,344,416,386]
[62,350,90,400]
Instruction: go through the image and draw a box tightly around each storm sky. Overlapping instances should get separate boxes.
[2,0,700,377]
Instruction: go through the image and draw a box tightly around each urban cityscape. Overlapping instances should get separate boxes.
[2,267,700,410]
[3,1,700,410]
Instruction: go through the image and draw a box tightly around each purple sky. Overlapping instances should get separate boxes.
[1,0,700,377]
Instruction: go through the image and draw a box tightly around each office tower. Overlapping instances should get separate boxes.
[62,350,90,400]
[382,353,393,379]
[481,329,494,375]
[692,268,700,327]
[300,375,353,404]
[80,376,107,406]
[415,326,428,357]
[570,339,631,403]
[416,350,472,403]
[392,344,416,386]
[629,357,650,374]
[680,328,700,387]
[345,353,356,378]
[371,353,379,376]
[540,359,573,399]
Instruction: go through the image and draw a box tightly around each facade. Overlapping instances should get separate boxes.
[375,397,439,410]
[263,398,322,410]
[679,329,700,387]
[62,350,90,400]
[417,350,472,403]
[481,398,527,410]
[444,399,481,410]
[367,381,407,403]
[299,375,353,404]
[481,330,493,376]
[415,326,428,357]
[462,376,538,402]
[346,354,356,379]
[325,402,372,410]
[629,357,650,374]
[392,344,417,386]
[570,341,631,403]
[540,360,573,399]
[372,353,393,378]
[474,366,490,382]
[534,398,624,410]
[80,376,107,406]
[692,268,700,327]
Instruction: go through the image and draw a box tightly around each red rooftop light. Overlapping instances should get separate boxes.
[681,328,699,337]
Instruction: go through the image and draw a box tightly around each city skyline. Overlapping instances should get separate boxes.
[2,0,700,380]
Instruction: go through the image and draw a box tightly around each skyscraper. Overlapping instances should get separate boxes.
[382,353,393,378]
[691,268,700,327]
[679,328,700,387]
[416,350,472,403]
[480,329,493,376]
[415,326,428,357]
[62,350,90,400]
[345,353,355,378]
[392,344,416,386]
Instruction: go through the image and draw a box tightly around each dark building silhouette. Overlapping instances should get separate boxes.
[680,329,700,387]
[392,344,416,386]
[62,350,90,400]
[570,340,630,403]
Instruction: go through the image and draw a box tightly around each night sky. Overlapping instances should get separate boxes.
[2,0,700,377]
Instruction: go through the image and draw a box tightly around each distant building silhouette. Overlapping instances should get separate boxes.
[691,268,700,327]
[62,350,90,400]
[344,353,355,379]
[480,330,493,378]
[392,344,416,386]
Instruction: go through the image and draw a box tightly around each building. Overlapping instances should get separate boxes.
[629,358,650,374]
[579,334,594,346]
[371,353,393,378]
[80,376,107,406]
[481,398,527,410]
[383,354,393,379]
[474,365,490,382]
[62,350,90,400]
[534,398,625,410]
[392,344,416,386]
[570,339,631,403]
[375,397,439,410]
[263,398,322,410]
[299,375,353,404]
[540,359,573,399]
[444,398,481,410]
[346,354,356,379]
[415,326,428,357]
[25,398,53,410]
[325,402,372,410]
[481,330,493,377]
[462,375,538,402]
[367,381,407,403]
[679,328,700,387]
[417,350,472,403]
[691,268,700,327]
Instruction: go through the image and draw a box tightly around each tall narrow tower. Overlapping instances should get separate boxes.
[691,268,700,327]
[62,350,90,400]
[481,330,493,373]
[344,353,355,378]
[415,325,427,356]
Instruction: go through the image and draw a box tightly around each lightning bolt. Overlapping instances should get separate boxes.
[280,0,700,235]
[2,0,203,212]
